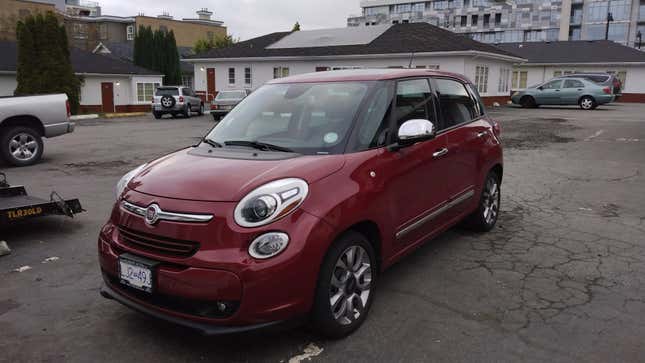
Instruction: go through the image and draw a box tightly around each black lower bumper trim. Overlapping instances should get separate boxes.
[100,283,299,335]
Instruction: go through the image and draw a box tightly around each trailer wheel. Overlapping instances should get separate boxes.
[0,126,44,167]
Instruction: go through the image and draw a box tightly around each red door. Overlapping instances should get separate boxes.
[206,68,216,102]
[101,82,114,113]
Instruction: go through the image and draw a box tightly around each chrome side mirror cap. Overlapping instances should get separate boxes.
[397,119,436,145]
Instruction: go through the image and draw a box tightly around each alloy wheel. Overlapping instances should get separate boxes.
[329,245,372,326]
[482,177,500,226]
[581,98,593,110]
[9,133,39,161]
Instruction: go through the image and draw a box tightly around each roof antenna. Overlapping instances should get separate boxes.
[408,52,415,68]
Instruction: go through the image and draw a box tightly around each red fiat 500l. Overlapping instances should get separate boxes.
[99,69,503,338]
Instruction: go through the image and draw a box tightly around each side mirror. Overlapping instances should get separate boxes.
[390,119,435,150]
[537,86,544,91]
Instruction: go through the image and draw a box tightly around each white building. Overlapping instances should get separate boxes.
[0,41,163,113]
[186,23,525,105]
[497,40,645,101]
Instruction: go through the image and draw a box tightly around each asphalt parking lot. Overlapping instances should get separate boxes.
[2,103,645,362]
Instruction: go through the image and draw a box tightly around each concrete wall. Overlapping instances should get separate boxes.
[135,16,226,48]
[192,55,514,99]
[0,74,17,96]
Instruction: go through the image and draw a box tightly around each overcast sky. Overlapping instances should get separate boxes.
[101,0,362,40]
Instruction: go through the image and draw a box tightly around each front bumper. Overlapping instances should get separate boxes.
[100,280,300,335]
[98,191,336,331]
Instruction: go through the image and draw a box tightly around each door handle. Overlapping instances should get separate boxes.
[433,148,448,158]
[477,131,489,138]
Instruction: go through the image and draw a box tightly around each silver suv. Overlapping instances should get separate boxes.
[152,86,204,119]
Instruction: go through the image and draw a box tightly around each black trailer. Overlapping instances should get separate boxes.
[0,173,84,225]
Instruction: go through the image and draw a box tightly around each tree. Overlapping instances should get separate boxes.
[15,12,81,114]
[193,34,236,54]
[134,26,182,85]
[292,22,301,31]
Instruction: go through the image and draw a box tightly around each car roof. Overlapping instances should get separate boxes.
[267,69,471,84]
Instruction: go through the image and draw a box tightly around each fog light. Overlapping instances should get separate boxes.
[248,232,289,259]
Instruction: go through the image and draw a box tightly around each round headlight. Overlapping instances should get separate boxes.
[234,178,309,228]
[249,232,289,259]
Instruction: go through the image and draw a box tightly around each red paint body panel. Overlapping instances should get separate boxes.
[98,70,503,332]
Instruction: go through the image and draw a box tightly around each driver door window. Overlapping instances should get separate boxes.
[395,79,435,130]
[542,80,562,90]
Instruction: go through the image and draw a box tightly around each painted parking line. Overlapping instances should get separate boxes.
[584,130,605,141]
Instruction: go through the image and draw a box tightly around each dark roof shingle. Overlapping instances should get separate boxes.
[0,41,160,75]
[495,40,645,64]
[187,23,521,59]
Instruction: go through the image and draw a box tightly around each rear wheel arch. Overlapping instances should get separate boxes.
[490,164,503,184]
[0,115,44,136]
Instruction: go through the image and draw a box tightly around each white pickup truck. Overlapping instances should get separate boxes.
[0,94,75,166]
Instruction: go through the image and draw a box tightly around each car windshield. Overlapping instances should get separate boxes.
[216,91,247,100]
[205,82,371,155]
[156,88,179,96]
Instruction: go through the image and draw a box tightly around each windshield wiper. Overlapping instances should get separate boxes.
[202,138,223,148]
[224,140,294,153]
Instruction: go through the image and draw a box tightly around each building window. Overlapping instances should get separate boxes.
[474,65,489,93]
[472,14,478,26]
[72,23,88,39]
[512,70,528,89]
[228,68,236,85]
[182,75,193,89]
[494,13,501,26]
[127,25,134,40]
[498,68,510,93]
[483,14,490,27]
[553,71,562,77]
[137,82,159,102]
[244,67,252,86]
[412,2,425,12]
[273,67,289,79]
[99,23,108,40]
[460,15,467,27]
[393,4,412,13]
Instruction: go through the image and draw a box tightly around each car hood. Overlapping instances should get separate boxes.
[129,148,346,202]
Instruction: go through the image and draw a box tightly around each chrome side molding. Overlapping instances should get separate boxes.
[396,189,475,240]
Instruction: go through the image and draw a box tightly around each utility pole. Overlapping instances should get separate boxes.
[605,11,614,40]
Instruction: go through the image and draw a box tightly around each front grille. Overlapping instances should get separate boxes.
[118,226,199,258]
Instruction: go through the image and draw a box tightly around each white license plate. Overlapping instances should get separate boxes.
[119,257,154,293]
[222,105,232,110]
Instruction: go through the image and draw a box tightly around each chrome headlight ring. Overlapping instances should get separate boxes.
[234,178,309,228]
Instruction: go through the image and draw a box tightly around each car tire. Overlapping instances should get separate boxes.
[153,111,162,119]
[198,104,204,116]
[184,104,191,118]
[212,114,221,122]
[311,231,376,339]
[579,96,596,110]
[160,95,175,109]
[463,171,501,232]
[0,126,44,167]
[520,96,536,108]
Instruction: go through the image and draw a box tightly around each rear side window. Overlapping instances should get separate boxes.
[587,75,609,83]
[182,88,193,96]
[156,88,179,96]
[563,80,585,88]
[435,78,478,130]
[395,79,435,129]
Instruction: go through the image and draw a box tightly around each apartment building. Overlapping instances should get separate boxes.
[348,0,645,47]
[0,0,63,41]
[64,9,226,52]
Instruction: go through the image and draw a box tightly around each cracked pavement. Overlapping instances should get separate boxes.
[1,103,644,362]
